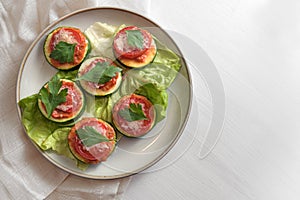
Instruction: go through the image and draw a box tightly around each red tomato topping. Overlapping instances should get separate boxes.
[113,26,153,59]
[51,80,83,119]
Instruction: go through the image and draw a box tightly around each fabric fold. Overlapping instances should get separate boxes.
[46,176,132,200]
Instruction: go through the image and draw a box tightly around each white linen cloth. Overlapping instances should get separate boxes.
[0,0,150,199]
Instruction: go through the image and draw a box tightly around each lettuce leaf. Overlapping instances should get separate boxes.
[85,94,113,123]
[42,127,89,170]
[41,127,71,153]
[153,38,181,72]
[18,94,60,149]
[55,69,78,80]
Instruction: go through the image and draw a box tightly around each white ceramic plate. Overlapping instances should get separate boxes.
[16,7,192,179]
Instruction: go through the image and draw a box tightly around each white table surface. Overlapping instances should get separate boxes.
[123,0,300,199]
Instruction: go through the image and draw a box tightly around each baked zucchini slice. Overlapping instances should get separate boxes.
[77,57,122,96]
[112,94,156,137]
[68,117,116,164]
[113,26,157,68]
[38,78,85,123]
[44,26,90,70]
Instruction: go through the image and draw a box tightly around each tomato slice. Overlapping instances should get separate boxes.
[68,118,116,164]
[113,26,153,59]
[51,80,83,119]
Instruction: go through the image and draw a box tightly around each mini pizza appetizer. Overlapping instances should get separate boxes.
[112,94,156,137]
[113,26,157,68]
[76,56,122,96]
[44,26,90,70]
[38,76,85,123]
[68,117,116,164]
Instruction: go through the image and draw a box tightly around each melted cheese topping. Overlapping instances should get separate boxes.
[120,120,144,132]
[53,29,77,46]
[55,85,78,112]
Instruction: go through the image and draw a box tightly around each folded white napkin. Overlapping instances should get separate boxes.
[0,0,150,199]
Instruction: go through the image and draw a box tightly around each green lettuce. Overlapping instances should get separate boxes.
[153,38,181,72]
[42,127,89,170]
[85,94,113,123]
[18,94,60,149]
[56,69,78,80]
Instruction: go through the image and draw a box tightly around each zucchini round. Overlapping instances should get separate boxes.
[77,57,122,96]
[68,117,116,164]
[44,26,90,70]
[112,94,156,137]
[113,26,157,68]
[38,79,85,123]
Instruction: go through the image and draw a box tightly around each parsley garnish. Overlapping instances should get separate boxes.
[76,126,110,147]
[76,62,122,84]
[50,41,76,63]
[126,30,144,49]
[118,103,148,122]
[38,75,68,118]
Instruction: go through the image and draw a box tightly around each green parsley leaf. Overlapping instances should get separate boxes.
[118,103,148,122]
[50,41,76,63]
[39,87,52,117]
[38,75,68,118]
[76,126,110,147]
[76,62,122,84]
[48,74,63,94]
[126,30,144,49]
